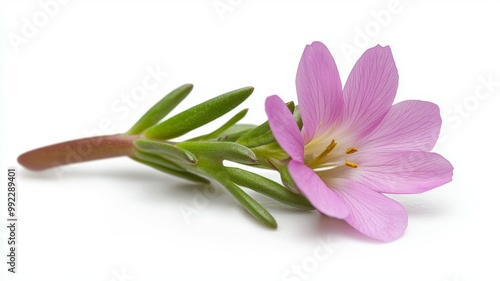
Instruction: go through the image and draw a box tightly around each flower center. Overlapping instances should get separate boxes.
[307,139,359,170]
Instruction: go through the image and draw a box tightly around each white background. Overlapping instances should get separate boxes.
[1,1,500,280]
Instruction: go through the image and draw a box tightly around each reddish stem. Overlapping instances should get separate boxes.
[18,134,140,171]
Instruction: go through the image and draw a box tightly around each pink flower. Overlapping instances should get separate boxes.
[266,42,453,241]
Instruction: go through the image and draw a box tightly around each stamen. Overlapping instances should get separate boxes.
[308,139,337,168]
[345,147,358,154]
[317,139,337,159]
[344,160,358,168]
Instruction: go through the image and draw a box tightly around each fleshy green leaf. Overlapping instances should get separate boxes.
[131,157,209,184]
[293,105,303,130]
[217,124,257,142]
[277,163,300,193]
[177,141,257,165]
[134,139,197,165]
[132,150,186,172]
[144,87,254,139]
[127,84,193,134]
[240,130,276,148]
[190,108,249,141]
[203,164,276,229]
[237,101,295,147]
[222,180,277,229]
[237,120,271,144]
[226,167,313,209]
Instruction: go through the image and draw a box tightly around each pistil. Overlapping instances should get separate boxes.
[308,139,337,167]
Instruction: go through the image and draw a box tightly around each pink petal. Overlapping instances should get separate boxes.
[289,160,349,218]
[342,45,399,138]
[363,100,442,153]
[296,41,344,143]
[265,95,304,162]
[335,180,408,241]
[353,151,453,194]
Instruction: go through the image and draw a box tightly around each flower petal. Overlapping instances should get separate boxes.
[342,45,399,137]
[289,160,349,218]
[265,95,304,162]
[335,180,408,241]
[353,151,453,194]
[363,100,442,152]
[296,41,344,143]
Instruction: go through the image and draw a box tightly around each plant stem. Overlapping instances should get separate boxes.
[18,134,140,171]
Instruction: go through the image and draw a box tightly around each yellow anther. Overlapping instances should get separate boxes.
[316,139,337,159]
[325,139,337,152]
[345,147,358,154]
[344,160,358,168]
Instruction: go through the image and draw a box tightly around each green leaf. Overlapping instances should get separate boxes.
[190,108,248,141]
[238,121,270,142]
[241,130,276,148]
[236,121,272,147]
[134,139,197,165]
[226,167,313,210]
[277,164,300,193]
[237,101,295,147]
[144,86,254,139]
[131,157,209,184]
[222,180,277,229]
[177,141,257,165]
[217,124,257,142]
[132,150,185,172]
[293,105,303,130]
[204,165,276,229]
[127,84,193,134]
